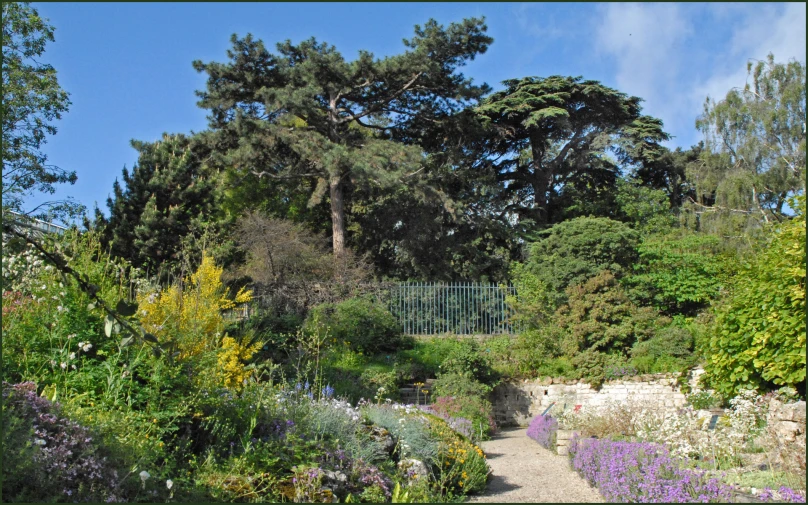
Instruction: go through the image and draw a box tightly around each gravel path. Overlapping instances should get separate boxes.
[466,428,603,503]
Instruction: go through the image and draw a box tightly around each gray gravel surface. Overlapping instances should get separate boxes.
[465,427,603,503]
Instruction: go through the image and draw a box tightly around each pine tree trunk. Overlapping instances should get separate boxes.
[329,177,346,258]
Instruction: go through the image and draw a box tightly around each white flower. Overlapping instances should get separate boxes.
[57,305,65,312]
[34,438,46,446]
[82,343,92,352]
[69,352,76,360]
[166,479,173,490]
[140,470,150,482]
[60,362,67,369]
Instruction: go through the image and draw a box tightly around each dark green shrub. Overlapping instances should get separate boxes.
[304,297,403,354]
[439,339,498,386]
[518,217,640,307]
[631,325,694,361]
[571,350,608,389]
[556,270,663,356]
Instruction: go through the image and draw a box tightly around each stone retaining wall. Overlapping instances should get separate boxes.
[491,370,701,427]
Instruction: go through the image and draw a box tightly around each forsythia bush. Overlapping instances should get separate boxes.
[217,336,262,389]
[138,252,255,387]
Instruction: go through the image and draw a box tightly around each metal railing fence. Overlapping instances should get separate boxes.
[387,282,518,335]
[223,282,520,336]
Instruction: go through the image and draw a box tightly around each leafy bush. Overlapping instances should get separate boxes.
[526,415,558,450]
[568,437,736,502]
[626,232,737,316]
[518,216,640,307]
[438,339,498,386]
[433,372,491,399]
[704,195,806,397]
[304,296,404,354]
[556,270,662,357]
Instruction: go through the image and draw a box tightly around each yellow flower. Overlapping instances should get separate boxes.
[458,482,464,487]
[153,418,157,423]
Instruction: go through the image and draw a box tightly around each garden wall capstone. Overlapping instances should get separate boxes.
[491,370,702,427]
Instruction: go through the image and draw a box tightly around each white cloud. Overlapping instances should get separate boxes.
[593,3,693,142]
[593,3,806,148]
[697,3,806,105]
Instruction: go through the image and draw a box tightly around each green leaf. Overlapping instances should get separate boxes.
[142,333,159,344]
[119,336,134,348]
[116,299,138,317]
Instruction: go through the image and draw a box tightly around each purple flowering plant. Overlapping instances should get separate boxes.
[568,435,737,503]
[2,382,125,502]
[526,414,558,450]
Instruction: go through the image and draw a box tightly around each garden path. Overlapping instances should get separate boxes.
[466,427,603,503]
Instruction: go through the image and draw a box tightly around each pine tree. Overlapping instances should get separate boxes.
[96,133,221,273]
[192,18,493,258]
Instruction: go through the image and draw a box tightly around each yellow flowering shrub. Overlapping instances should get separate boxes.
[138,252,252,360]
[218,336,262,389]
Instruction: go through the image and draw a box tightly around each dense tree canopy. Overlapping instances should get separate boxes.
[476,75,669,227]
[193,18,493,258]
[1,2,78,220]
[95,133,221,274]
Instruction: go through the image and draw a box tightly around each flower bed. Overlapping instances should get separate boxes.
[526,414,558,450]
[568,436,736,502]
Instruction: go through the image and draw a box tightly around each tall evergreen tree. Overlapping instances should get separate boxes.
[476,75,669,227]
[192,18,492,258]
[95,133,221,273]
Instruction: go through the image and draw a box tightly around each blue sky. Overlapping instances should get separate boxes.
[27,2,807,222]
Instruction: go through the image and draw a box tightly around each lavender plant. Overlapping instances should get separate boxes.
[2,382,126,502]
[568,435,736,502]
[526,415,558,450]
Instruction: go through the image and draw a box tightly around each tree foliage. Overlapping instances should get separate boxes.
[517,216,640,307]
[1,2,78,219]
[691,53,806,234]
[555,270,661,357]
[704,194,806,397]
[625,232,737,316]
[95,133,221,274]
[476,75,669,226]
[193,19,493,258]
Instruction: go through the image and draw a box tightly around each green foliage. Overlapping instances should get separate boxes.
[1,2,80,220]
[476,75,669,226]
[686,390,725,410]
[96,133,222,275]
[570,349,609,389]
[691,53,806,234]
[555,270,662,356]
[438,339,498,387]
[433,372,491,399]
[520,217,640,307]
[615,178,677,233]
[193,19,492,257]
[304,296,404,354]
[507,263,553,329]
[630,325,694,362]
[704,194,806,397]
[626,232,737,315]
